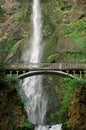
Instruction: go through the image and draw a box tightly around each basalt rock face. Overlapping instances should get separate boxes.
[0,78,27,130]
[68,86,86,130]
[0,0,86,62]
[0,0,31,64]
[0,0,86,129]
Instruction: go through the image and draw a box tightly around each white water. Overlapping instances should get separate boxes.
[21,0,62,129]
[22,0,47,125]
[35,124,62,130]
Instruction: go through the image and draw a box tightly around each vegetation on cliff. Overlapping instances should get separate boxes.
[0,0,86,129]
[0,67,34,130]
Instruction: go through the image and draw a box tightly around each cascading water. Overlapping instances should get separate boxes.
[22,0,47,125]
[21,0,62,130]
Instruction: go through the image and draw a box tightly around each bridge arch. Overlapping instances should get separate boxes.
[18,70,77,79]
[4,63,85,80]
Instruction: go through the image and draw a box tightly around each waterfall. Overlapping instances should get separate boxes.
[35,124,62,130]
[21,0,62,129]
[21,0,47,125]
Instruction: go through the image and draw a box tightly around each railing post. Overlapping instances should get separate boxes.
[80,71,82,79]
[10,71,13,76]
[52,63,55,69]
[66,70,69,74]
[73,70,75,76]
[23,71,25,74]
[16,71,19,77]
[59,63,62,70]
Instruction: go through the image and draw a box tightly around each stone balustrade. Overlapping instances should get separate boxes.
[4,63,86,71]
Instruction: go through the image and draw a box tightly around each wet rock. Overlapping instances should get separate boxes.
[10,26,23,40]
[68,86,86,130]
[57,36,79,52]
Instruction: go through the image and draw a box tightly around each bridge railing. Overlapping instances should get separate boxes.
[4,63,86,70]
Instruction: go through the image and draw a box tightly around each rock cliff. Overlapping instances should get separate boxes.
[68,85,86,130]
[0,0,86,129]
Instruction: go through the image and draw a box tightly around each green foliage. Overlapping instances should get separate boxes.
[60,5,72,11]
[45,34,58,57]
[23,7,31,21]
[43,8,57,37]
[64,52,86,63]
[47,51,86,63]
[22,121,34,130]
[0,65,5,83]
[5,75,21,91]
[62,121,69,130]
[63,19,86,35]
[43,0,61,27]
[41,0,50,3]
[70,32,86,50]
[62,19,86,50]
[57,0,64,4]
[0,65,4,76]
[9,11,16,15]
[47,53,59,62]
[0,69,20,90]
[43,21,53,37]
[22,0,32,2]
[58,78,85,122]
[15,12,23,23]
[0,72,21,95]
[0,39,19,63]
[49,112,59,125]
[14,6,31,24]
[0,7,4,19]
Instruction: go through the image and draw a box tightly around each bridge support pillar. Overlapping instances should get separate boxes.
[73,70,75,76]
[10,71,12,76]
[23,71,25,74]
[80,71,82,79]
[67,70,69,74]
[16,71,19,77]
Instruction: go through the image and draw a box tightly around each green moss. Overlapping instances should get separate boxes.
[6,75,21,91]
[47,53,59,62]
[14,12,23,23]
[46,35,58,56]
[62,121,69,130]
[61,19,86,51]
[0,65,5,83]
[69,32,86,50]
[22,0,32,2]
[60,5,72,11]
[65,52,86,63]
[58,0,64,4]
[0,75,20,94]
[58,78,86,122]
[47,51,86,63]
[0,39,19,63]
[14,4,31,24]
[0,7,4,19]
[63,19,86,35]
[22,121,34,130]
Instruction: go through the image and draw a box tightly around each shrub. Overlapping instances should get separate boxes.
[0,7,4,18]
[22,121,34,130]
[58,78,86,122]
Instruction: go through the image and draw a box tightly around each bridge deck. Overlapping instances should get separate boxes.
[4,63,86,71]
[4,63,86,79]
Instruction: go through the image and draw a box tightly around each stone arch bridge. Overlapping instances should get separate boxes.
[4,63,86,79]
